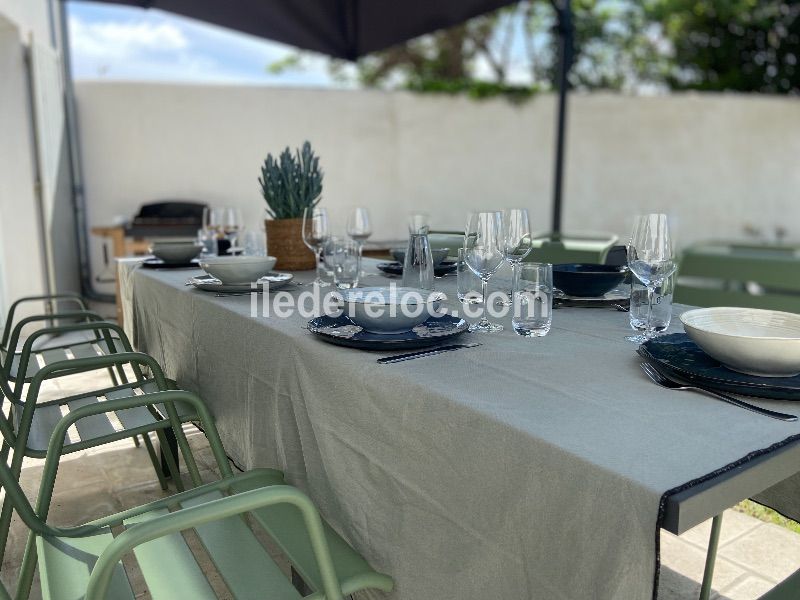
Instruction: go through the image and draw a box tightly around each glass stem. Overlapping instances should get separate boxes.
[645,285,655,339]
[481,278,489,324]
[511,261,519,300]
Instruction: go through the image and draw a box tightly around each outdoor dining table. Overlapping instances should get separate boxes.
[119,258,800,600]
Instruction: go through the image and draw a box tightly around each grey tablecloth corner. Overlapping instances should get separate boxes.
[119,260,800,600]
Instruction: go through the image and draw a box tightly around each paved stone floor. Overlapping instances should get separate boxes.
[1,372,799,599]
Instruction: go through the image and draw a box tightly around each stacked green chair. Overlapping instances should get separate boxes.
[0,295,132,391]
[675,243,800,313]
[0,346,203,564]
[2,389,393,600]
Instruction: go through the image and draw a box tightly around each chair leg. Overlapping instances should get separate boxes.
[132,434,141,448]
[140,433,168,491]
[699,513,723,600]
[155,428,184,492]
[0,445,28,565]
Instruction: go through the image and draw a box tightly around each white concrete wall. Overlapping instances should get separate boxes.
[75,82,800,293]
[0,0,79,324]
[0,1,55,319]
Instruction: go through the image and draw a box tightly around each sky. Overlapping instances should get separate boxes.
[67,1,347,86]
[66,0,537,88]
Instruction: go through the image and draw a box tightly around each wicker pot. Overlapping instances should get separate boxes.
[265,218,315,270]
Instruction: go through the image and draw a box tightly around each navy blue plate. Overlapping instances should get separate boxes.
[377,261,457,277]
[553,263,628,297]
[639,333,800,401]
[307,313,468,350]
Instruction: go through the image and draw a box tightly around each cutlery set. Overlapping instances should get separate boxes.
[639,360,797,422]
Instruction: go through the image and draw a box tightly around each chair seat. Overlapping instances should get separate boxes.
[17,380,194,452]
[8,338,116,382]
[39,484,310,600]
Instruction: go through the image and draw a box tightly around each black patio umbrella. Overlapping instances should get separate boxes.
[62,0,574,295]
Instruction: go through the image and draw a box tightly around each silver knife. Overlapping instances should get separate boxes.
[377,343,481,364]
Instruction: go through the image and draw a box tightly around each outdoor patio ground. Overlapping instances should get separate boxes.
[2,370,799,600]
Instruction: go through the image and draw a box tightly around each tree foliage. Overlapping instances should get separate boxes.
[647,0,799,94]
[270,0,800,96]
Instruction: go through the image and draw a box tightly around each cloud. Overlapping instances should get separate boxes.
[69,16,188,59]
[67,4,340,86]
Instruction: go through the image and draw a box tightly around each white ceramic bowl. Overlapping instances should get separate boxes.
[341,287,445,334]
[150,241,203,264]
[680,307,800,377]
[198,256,277,284]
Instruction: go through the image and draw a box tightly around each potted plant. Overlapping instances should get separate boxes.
[259,141,323,270]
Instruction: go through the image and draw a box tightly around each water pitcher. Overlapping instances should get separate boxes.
[403,214,434,290]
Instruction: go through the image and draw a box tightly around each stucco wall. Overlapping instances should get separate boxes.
[74,82,800,292]
[0,0,62,318]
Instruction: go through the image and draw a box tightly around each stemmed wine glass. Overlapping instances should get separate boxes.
[626,213,677,343]
[501,208,533,304]
[464,211,505,333]
[346,207,372,276]
[222,207,243,252]
[302,207,331,287]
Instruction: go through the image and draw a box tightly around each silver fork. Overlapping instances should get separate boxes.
[640,362,797,422]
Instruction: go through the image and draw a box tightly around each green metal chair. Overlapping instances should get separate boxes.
[0,344,200,565]
[0,294,89,350]
[1,309,126,390]
[525,240,611,264]
[4,389,393,600]
[675,243,800,313]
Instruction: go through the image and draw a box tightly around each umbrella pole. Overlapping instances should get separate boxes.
[551,0,573,238]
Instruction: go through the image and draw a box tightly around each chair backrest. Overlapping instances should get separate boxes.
[428,232,463,258]
[675,244,800,313]
[1,294,88,351]
[525,241,611,265]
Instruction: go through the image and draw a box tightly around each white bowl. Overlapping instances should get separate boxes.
[341,287,445,334]
[680,307,800,377]
[198,256,277,284]
[150,241,203,264]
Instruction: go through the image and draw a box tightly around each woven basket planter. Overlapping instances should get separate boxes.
[265,218,316,271]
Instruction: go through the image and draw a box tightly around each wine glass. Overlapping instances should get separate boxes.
[501,208,533,305]
[464,211,505,333]
[346,207,372,276]
[222,208,243,252]
[302,207,331,287]
[626,214,677,343]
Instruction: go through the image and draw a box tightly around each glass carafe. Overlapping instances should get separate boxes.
[403,213,434,290]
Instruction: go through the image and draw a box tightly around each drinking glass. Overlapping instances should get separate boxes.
[242,229,267,257]
[630,272,674,333]
[512,263,553,337]
[324,237,360,289]
[464,211,505,333]
[457,248,482,304]
[501,208,533,304]
[302,207,331,287]
[403,213,434,290]
[222,207,243,247]
[626,214,677,342]
[347,207,372,276]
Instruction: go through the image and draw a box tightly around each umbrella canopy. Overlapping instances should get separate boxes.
[66,0,574,236]
[83,0,521,60]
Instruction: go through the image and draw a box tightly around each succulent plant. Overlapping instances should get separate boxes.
[259,141,323,219]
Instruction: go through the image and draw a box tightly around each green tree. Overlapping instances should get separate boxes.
[645,0,799,94]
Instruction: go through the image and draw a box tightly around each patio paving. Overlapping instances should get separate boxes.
[1,371,798,599]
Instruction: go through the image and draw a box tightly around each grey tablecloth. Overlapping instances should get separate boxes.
[119,260,800,600]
